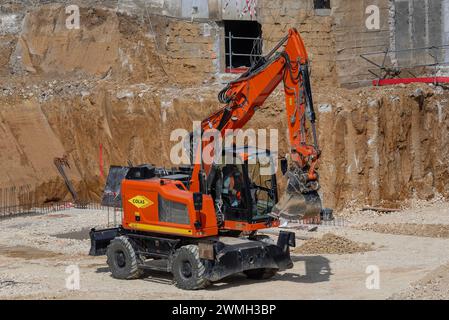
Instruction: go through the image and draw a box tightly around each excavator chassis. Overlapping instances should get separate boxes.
[89,227,295,289]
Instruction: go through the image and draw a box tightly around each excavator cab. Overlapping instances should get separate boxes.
[208,147,279,231]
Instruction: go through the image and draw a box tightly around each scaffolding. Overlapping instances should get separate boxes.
[225,32,263,73]
[360,44,449,86]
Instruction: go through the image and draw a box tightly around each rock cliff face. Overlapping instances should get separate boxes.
[1,3,449,210]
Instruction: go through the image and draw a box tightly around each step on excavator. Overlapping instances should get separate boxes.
[90,28,332,290]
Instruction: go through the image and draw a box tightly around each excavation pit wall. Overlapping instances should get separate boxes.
[1,82,449,210]
[1,3,449,210]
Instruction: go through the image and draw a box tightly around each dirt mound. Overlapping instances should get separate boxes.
[294,233,373,255]
[358,223,449,238]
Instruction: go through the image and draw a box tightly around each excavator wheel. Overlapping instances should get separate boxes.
[172,245,210,290]
[106,236,143,280]
[244,268,278,280]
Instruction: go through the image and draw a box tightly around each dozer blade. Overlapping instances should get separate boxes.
[271,190,322,221]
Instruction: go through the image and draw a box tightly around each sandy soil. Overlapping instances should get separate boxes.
[1,203,449,300]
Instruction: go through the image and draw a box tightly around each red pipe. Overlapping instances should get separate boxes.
[373,77,449,86]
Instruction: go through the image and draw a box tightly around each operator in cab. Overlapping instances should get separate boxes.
[222,165,244,209]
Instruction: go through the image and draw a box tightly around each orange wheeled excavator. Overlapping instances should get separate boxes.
[90,28,332,290]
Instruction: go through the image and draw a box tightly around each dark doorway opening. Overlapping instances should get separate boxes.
[314,0,331,9]
[224,20,262,73]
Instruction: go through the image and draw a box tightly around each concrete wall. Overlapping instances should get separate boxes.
[393,0,444,67]
[331,0,390,87]
[119,0,449,87]
[333,0,449,87]
[150,15,222,84]
[117,0,337,83]
[259,0,337,84]
[444,0,449,63]
[118,0,258,21]
[222,0,259,20]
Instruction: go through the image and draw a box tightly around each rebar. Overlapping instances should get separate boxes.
[0,184,112,219]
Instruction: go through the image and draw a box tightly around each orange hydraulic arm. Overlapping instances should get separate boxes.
[190,28,320,192]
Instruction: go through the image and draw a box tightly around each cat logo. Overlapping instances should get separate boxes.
[128,195,153,209]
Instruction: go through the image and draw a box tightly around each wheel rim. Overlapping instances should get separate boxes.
[115,250,126,268]
[180,260,193,279]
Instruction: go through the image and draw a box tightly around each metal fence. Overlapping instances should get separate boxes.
[0,185,74,219]
[0,184,114,220]
[300,216,346,227]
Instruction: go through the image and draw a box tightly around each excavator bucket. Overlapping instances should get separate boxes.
[271,190,322,221]
[271,168,323,221]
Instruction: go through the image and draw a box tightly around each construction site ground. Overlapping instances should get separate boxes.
[1,201,449,300]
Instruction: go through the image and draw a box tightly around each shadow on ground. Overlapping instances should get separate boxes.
[95,255,331,289]
[207,255,331,290]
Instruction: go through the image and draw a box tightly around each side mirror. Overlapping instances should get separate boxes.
[280,158,288,175]
[193,192,203,211]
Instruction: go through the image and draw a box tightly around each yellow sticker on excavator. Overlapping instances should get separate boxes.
[128,195,153,209]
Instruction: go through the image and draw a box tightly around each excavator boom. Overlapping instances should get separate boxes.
[191,28,323,220]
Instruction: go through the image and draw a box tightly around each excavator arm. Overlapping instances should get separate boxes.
[191,28,323,219]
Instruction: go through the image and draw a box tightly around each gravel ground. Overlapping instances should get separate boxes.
[341,199,449,226]
[356,223,449,238]
[391,263,449,299]
[0,208,110,255]
[2,204,449,299]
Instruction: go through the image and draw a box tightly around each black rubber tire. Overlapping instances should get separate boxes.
[244,268,278,280]
[171,245,210,290]
[106,236,143,280]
